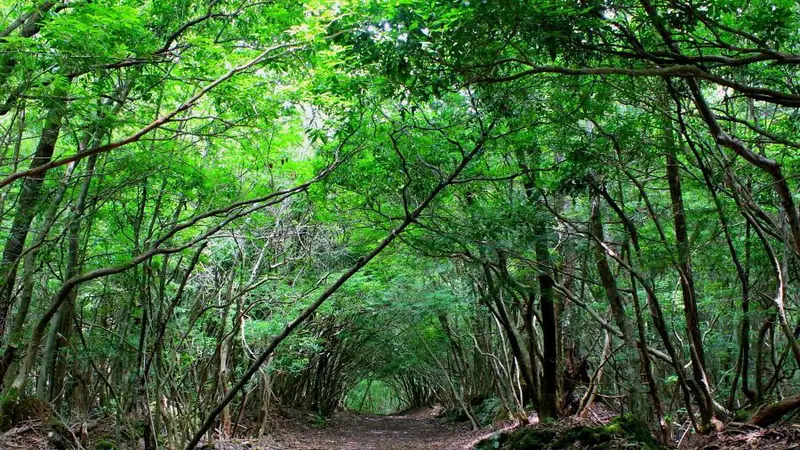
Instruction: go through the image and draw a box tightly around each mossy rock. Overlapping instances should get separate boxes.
[475,397,504,427]
[473,430,508,450]
[93,438,120,450]
[473,415,667,450]
[444,407,470,423]
[505,428,559,449]
[605,414,663,449]
[0,395,52,431]
[442,398,504,426]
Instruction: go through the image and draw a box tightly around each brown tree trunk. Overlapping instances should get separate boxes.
[0,92,67,338]
[516,150,560,420]
[749,393,800,427]
[589,178,668,439]
[480,264,537,406]
[588,189,647,418]
[1,155,75,387]
[535,226,560,420]
[592,177,702,432]
[665,127,714,427]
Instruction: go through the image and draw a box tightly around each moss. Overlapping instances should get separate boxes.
[550,423,617,449]
[47,416,70,434]
[312,413,328,429]
[610,414,662,449]
[473,431,504,450]
[93,438,119,450]
[0,394,52,431]
[506,428,558,448]
[475,397,504,427]
[445,407,470,423]
[473,415,668,450]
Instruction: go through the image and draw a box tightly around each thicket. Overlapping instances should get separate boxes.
[0,0,798,448]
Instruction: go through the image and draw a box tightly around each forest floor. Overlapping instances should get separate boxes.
[2,407,800,449]
[231,407,502,450]
[0,406,503,450]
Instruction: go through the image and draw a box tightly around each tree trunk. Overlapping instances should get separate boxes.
[665,128,714,427]
[480,264,537,406]
[0,92,67,338]
[1,156,75,387]
[535,229,560,420]
[588,189,647,419]
[594,179,702,432]
[517,150,561,420]
[749,393,800,427]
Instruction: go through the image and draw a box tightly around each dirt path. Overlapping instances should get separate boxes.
[246,408,495,450]
[0,408,497,450]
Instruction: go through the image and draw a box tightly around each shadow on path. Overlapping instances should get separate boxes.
[262,408,490,450]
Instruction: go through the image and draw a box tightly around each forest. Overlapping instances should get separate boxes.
[0,0,799,449]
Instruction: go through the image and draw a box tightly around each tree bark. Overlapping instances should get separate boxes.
[749,393,800,427]
[670,95,756,405]
[588,189,647,418]
[516,150,560,419]
[665,129,714,426]
[0,91,67,338]
[535,230,560,420]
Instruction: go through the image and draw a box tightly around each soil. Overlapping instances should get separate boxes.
[0,407,503,450]
[224,407,504,450]
[2,409,799,450]
[0,420,52,450]
[685,422,800,449]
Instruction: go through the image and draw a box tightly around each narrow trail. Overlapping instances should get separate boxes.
[0,407,497,450]
[257,408,493,450]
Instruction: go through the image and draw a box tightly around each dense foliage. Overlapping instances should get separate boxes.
[0,0,799,448]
